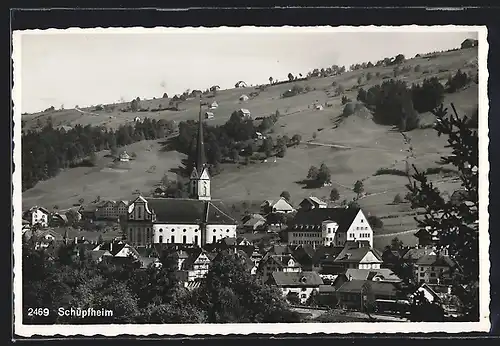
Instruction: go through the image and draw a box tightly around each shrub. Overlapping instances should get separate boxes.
[366,72,373,81]
[342,102,356,117]
[373,168,407,176]
[393,194,403,204]
[341,96,351,105]
[367,215,383,229]
[376,72,381,77]
[414,65,421,73]
[357,76,363,84]
[446,69,471,93]
[411,77,445,113]
[357,88,367,102]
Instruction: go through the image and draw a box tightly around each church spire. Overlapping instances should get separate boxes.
[196,97,206,175]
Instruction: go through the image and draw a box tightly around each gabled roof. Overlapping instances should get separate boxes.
[334,246,382,263]
[144,198,237,225]
[416,254,455,267]
[345,268,402,282]
[300,197,327,207]
[243,216,266,227]
[270,271,323,287]
[239,108,251,114]
[336,280,400,296]
[312,246,345,264]
[402,247,436,261]
[181,248,208,270]
[90,250,112,261]
[290,207,361,233]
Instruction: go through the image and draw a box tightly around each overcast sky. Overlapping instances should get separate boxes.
[15,27,477,114]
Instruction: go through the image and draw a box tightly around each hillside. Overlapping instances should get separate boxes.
[21,47,478,249]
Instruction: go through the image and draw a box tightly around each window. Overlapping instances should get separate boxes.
[171,228,175,232]
[183,229,186,233]
[301,288,307,291]
[226,229,230,233]
[213,235,217,243]
[183,235,187,244]
[159,228,163,233]
[361,219,364,223]
[171,235,175,243]
[430,273,436,277]
[195,236,199,244]
[138,232,142,244]
[301,294,307,299]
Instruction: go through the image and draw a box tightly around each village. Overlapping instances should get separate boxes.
[21,105,467,322]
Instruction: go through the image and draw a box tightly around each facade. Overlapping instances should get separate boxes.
[258,254,302,283]
[260,197,295,215]
[267,271,324,305]
[287,207,373,247]
[119,151,131,162]
[124,100,238,247]
[23,206,50,227]
[239,108,252,119]
[336,280,402,310]
[205,111,214,119]
[239,94,249,101]
[334,245,383,270]
[414,254,456,284]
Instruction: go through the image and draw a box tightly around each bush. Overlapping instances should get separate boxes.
[414,65,421,73]
[367,215,383,229]
[341,96,351,105]
[357,88,367,102]
[393,194,403,204]
[411,77,445,113]
[342,102,356,117]
[446,70,471,93]
[376,72,381,77]
[373,168,407,177]
[366,72,373,81]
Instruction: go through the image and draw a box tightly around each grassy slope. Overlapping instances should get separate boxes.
[22,48,478,250]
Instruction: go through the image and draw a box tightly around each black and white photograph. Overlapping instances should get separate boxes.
[12,25,489,336]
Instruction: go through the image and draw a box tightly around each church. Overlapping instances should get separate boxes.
[125,100,238,247]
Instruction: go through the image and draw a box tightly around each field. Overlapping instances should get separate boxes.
[22,48,478,249]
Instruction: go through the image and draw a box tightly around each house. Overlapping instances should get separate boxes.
[257,253,302,283]
[289,244,316,271]
[239,94,249,101]
[242,214,267,231]
[116,200,129,219]
[95,200,118,220]
[119,151,131,162]
[255,131,264,140]
[209,101,218,109]
[134,116,141,122]
[381,248,403,270]
[260,197,295,215]
[401,247,436,264]
[413,227,439,247]
[49,213,68,227]
[298,197,328,211]
[414,254,456,285]
[235,81,247,88]
[336,279,405,311]
[411,283,442,303]
[343,268,402,283]
[287,207,373,247]
[238,108,252,120]
[205,111,214,119]
[315,104,324,110]
[267,271,323,305]
[23,206,50,227]
[89,250,113,263]
[180,248,213,282]
[333,244,383,271]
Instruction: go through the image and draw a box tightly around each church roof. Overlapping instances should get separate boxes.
[145,198,237,225]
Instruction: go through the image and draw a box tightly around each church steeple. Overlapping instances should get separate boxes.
[189,97,211,200]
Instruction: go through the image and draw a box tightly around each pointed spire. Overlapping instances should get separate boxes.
[196,96,206,175]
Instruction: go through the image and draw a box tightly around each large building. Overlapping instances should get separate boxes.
[125,100,238,247]
[286,207,373,248]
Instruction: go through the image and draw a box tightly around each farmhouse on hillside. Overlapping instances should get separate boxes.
[205,111,214,119]
[235,81,247,88]
[23,206,50,227]
[238,108,252,120]
[260,197,295,215]
[287,207,374,248]
[119,151,131,162]
[239,94,249,101]
[209,101,218,109]
[299,196,328,211]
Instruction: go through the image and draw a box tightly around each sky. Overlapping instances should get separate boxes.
[15,27,478,114]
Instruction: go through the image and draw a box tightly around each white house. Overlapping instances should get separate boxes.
[414,254,456,285]
[23,206,50,227]
[239,108,252,120]
[209,101,218,109]
[287,206,373,247]
[119,151,130,162]
[258,253,302,284]
[205,111,214,119]
[268,271,324,305]
[298,197,328,211]
[239,94,249,101]
[315,104,324,110]
[334,244,383,270]
[260,197,295,214]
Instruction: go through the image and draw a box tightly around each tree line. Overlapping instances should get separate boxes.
[22,241,301,324]
[22,118,177,191]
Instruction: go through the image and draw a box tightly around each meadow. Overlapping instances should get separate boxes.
[22,47,478,249]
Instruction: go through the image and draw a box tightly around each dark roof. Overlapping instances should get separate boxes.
[345,268,402,282]
[344,240,371,249]
[416,254,455,267]
[319,284,337,293]
[402,247,435,261]
[181,248,205,269]
[312,246,345,264]
[337,280,400,296]
[270,271,323,287]
[300,197,327,207]
[290,207,361,233]
[90,250,112,261]
[145,198,237,225]
[334,246,382,263]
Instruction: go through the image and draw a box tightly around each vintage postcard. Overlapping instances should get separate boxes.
[12,25,490,337]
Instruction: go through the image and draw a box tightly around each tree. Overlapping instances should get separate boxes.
[161,173,170,188]
[357,76,363,85]
[367,215,383,229]
[353,180,364,198]
[390,236,404,250]
[394,54,406,64]
[269,77,273,85]
[130,99,139,112]
[162,92,168,98]
[393,193,403,204]
[317,163,331,185]
[291,134,302,146]
[307,166,319,180]
[260,137,274,158]
[229,148,239,162]
[280,191,291,202]
[361,281,376,320]
[406,103,478,320]
[330,188,340,202]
